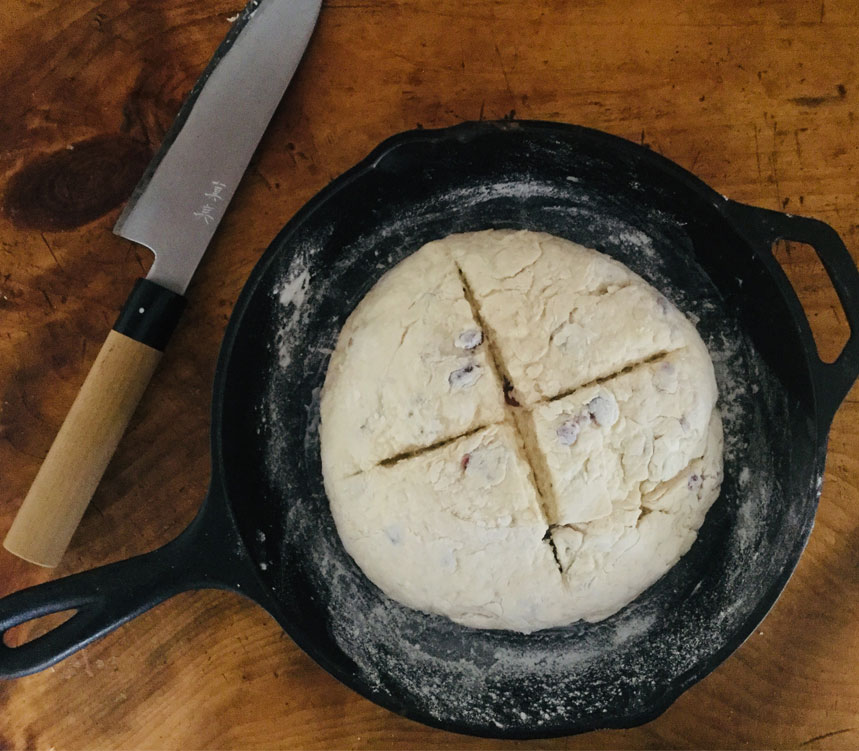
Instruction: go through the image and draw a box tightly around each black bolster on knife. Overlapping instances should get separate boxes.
[113,278,187,351]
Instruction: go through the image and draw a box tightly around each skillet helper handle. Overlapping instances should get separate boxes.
[725,202,859,430]
[3,279,186,568]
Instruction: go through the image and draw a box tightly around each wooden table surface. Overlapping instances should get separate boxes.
[1,1,858,748]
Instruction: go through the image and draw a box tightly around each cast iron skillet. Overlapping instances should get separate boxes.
[1,121,857,739]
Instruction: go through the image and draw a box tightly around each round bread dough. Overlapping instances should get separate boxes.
[320,229,723,632]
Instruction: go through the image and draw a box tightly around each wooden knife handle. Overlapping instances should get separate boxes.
[4,279,186,568]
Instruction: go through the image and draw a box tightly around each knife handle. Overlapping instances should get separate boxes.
[3,280,186,568]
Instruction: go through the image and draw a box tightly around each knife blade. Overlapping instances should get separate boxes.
[115,0,321,293]
[4,0,322,568]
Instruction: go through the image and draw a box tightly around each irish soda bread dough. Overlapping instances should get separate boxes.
[320,230,723,632]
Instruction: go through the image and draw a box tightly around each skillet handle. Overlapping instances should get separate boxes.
[0,541,188,678]
[0,491,267,678]
[724,201,859,432]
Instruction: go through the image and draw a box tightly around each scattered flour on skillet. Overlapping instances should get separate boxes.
[275,265,311,368]
[263,183,785,731]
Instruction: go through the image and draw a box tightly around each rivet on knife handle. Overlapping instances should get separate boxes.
[3,282,185,567]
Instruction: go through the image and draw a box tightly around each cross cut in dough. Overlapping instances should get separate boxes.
[320,230,723,632]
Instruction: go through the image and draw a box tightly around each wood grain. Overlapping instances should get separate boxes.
[0,0,857,748]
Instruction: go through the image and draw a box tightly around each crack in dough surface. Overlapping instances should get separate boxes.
[551,414,723,622]
[449,229,688,404]
[321,230,723,631]
[327,424,563,633]
[526,342,718,525]
[320,242,506,479]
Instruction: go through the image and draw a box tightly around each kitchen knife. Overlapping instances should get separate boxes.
[4,0,322,568]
